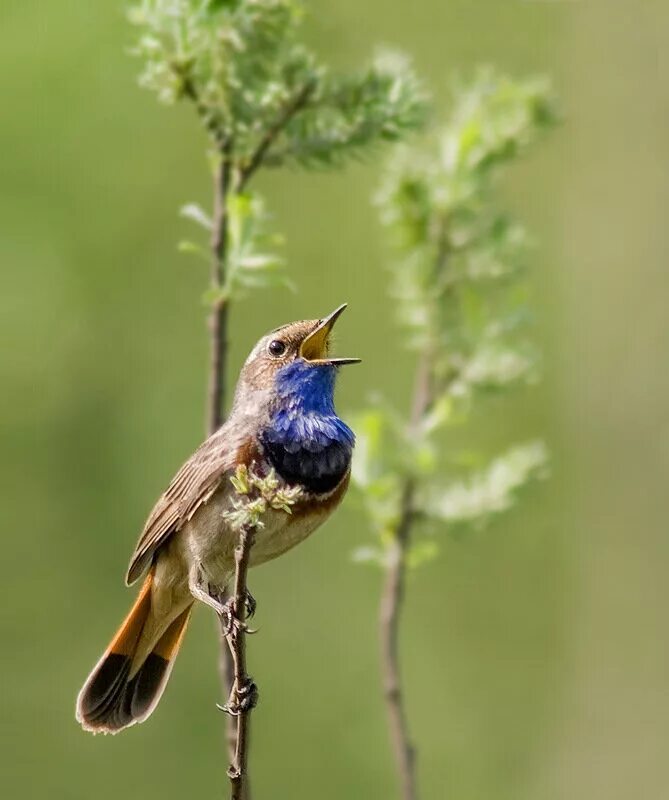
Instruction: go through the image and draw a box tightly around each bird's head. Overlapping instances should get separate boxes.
[231,304,360,416]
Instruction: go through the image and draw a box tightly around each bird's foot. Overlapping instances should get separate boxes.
[219,596,257,636]
[243,588,257,619]
[217,677,259,716]
[218,590,257,635]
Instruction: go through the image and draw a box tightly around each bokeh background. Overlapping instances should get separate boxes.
[2,1,668,798]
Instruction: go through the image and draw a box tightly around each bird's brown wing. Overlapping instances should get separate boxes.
[125,429,238,585]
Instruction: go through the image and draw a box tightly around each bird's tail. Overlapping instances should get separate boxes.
[75,568,192,734]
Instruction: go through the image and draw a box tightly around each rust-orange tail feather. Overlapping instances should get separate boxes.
[76,570,192,734]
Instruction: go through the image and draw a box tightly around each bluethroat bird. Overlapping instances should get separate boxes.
[76,304,359,734]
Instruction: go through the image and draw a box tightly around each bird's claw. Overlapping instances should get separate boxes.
[217,678,259,716]
[244,589,257,619]
[218,590,256,634]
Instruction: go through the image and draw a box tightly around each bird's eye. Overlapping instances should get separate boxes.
[267,339,286,357]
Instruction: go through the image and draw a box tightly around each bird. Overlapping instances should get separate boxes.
[76,304,360,734]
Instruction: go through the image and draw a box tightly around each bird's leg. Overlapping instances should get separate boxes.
[188,566,229,616]
[215,586,258,715]
[219,604,259,716]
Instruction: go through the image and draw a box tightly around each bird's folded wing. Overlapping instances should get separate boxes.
[125,429,237,585]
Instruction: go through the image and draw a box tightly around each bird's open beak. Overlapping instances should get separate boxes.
[300,304,361,366]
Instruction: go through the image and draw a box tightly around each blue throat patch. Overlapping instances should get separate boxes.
[260,359,355,493]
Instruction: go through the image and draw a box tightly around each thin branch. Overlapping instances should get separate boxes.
[224,523,257,800]
[204,141,250,796]
[218,624,238,780]
[199,82,319,797]
[183,71,314,800]
[237,81,316,191]
[198,78,315,800]
[180,73,228,151]
[190,127,245,795]
[207,143,233,434]
[380,478,416,800]
[380,350,431,800]
[380,233,449,800]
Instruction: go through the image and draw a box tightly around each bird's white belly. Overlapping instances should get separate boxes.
[182,488,328,590]
[250,505,326,564]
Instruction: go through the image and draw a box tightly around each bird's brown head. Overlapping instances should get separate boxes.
[231,304,359,491]
[233,304,360,400]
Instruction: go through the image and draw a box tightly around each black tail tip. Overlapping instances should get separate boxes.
[76,652,170,735]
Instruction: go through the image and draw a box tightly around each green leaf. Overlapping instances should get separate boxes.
[351,545,386,567]
[420,393,454,435]
[206,0,241,13]
[423,441,549,527]
[237,253,285,270]
[350,407,399,489]
[177,240,209,261]
[407,539,438,569]
[352,70,556,570]
[180,203,213,231]
[273,51,428,169]
[202,285,229,306]
[458,343,536,390]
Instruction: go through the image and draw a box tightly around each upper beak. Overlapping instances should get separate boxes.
[299,304,361,366]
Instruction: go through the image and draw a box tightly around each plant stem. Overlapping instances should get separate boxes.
[193,79,315,800]
[380,217,454,800]
[219,615,239,768]
[380,349,432,800]
[380,478,416,800]
[379,219,453,800]
[201,138,247,795]
[225,523,257,800]
[207,144,232,434]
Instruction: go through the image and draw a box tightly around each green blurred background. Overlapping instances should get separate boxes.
[2,1,668,798]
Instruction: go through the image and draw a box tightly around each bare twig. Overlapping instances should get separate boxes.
[199,138,242,784]
[380,231,449,800]
[182,72,314,800]
[178,96,246,794]
[219,610,238,769]
[206,145,251,796]
[223,523,257,800]
[187,75,306,795]
[380,350,431,800]
[207,144,232,434]
[380,479,416,800]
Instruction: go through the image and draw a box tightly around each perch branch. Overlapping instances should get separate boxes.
[187,121,248,794]
[201,88,315,780]
[223,523,257,800]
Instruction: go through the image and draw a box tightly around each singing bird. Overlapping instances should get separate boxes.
[76,305,359,734]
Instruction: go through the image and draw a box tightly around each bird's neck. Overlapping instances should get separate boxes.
[260,360,354,494]
[274,359,338,412]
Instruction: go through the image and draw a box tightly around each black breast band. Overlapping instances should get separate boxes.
[262,438,350,494]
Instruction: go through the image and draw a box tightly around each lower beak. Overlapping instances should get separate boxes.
[300,304,361,365]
